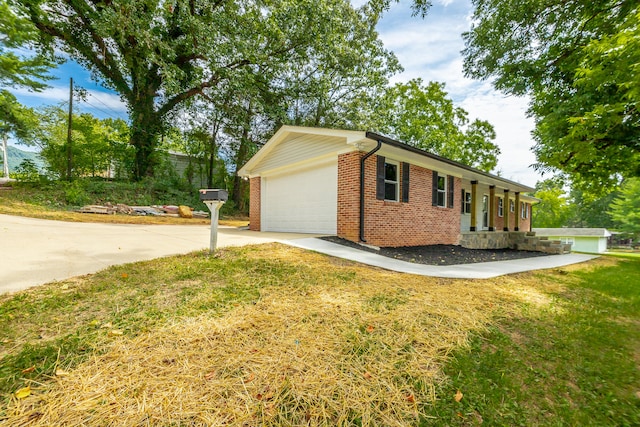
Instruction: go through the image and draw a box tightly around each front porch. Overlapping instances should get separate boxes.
[459,231,572,254]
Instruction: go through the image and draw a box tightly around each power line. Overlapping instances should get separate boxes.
[84,91,128,119]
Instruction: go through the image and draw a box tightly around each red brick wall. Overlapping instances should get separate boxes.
[519,202,532,231]
[249,177,261,231]
[500,200,532,231]
[337,152,361,241]
[337,152,462,247]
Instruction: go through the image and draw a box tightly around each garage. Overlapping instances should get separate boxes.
[261,161,337,234]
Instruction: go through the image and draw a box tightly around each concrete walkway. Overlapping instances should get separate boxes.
[1,214,599,295]
[288,238,599,279]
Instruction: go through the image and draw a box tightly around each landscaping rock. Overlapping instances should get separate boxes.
[178,205,193,218]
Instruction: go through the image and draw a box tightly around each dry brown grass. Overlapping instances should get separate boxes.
[1,245,609,426]
[0,198,249,226]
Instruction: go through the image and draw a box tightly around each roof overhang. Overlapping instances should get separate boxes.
[238,126,536,194]
[237,126,368,177]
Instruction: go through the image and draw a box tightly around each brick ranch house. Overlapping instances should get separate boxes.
[238,126,559,251]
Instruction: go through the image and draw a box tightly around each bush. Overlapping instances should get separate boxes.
[63,181,91,206]
[12,159,41,183]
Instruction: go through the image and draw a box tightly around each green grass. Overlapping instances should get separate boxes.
[1,245,638,424]
[424,258,640,426]
[0,246,293,400]
[605,250,640,260]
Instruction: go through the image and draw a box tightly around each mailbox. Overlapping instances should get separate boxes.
[199,189,228,202]
[199,189,228,253]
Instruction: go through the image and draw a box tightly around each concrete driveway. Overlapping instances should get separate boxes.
[0,214,316,294]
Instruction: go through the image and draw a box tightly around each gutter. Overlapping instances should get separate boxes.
[359,139,382,242]
[365,131,535,193]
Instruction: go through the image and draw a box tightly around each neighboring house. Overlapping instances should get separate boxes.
[103,151,209,186]
[166,151,208,189]
[238,126,538,248]
[532,228,612,254]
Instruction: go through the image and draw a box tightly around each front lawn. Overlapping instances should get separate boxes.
[1,245,638,425]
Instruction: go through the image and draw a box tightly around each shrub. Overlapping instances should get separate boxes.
[12,159,41,183]
[63,181,91,206]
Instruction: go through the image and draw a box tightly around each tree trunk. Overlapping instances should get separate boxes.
[207,121,220,189]
[232,125,251,213]
[129,97,162,180]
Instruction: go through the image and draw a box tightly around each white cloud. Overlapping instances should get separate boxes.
[11,84,127,119]
[436,0,456,7]
[459,85,539,185]
[376,0,543,186]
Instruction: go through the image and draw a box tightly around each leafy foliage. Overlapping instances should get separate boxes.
[0,0,55,90]
[609,178,640,234]
[462,0,639,186]
[365,79,500,171]
[12,158,40,182]
[12,0,398,180]
[532,178,573,228]
[0,90,40,154]
[532,176,617,228]
[36,105,131,179]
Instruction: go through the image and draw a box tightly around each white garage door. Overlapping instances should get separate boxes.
[262,162,337,234]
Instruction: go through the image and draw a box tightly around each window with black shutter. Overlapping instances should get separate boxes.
[435,173,446,207]
[447,175,454,208]
[376,156,385,200]
[401,162,410,203]
[377,156,400,202]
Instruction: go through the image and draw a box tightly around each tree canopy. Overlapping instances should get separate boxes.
[36,105,131,179]
[462,0,639,186]
[364,79,500,172]
[10,0,398,179]
[0,0,54,90]
[609,178,640,234]
[1,0,55,164]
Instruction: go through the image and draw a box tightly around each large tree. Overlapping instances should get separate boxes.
[12,0,393,180]
[36,105,130,178]
[1,0,54,90]
[462,0,639,186]
[1,0,55,175]
[171,1,400,209]
[609,178,640,234]
[0,91,39,176]
[532,178,573,228]
[363,79,500,172]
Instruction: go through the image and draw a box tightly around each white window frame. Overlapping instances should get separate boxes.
[482,194,489,228]
[436,173,447,207]
[521,202,529,219]
[464,191,472,214]
[498,197,504,217]
[509,199,515,213]
[384,159,399,202]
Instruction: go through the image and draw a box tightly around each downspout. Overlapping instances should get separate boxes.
[359,140,382,242]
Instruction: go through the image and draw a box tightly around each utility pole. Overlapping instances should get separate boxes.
[66,77,73,181]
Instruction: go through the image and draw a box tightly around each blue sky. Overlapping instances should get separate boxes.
[8,0,541,185]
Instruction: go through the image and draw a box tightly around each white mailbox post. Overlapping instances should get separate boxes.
[199,189,228,253]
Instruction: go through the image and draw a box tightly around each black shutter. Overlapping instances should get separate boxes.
[461,189,465,213]
[376,155,385,200]
[432,170,438,206]
[448,175,454,208]
[401,162,410,203]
